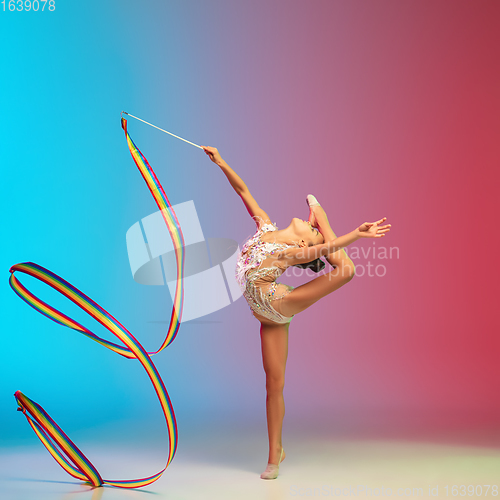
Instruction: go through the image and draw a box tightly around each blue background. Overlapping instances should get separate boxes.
[0,1,262,449]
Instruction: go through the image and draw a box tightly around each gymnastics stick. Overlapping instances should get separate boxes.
[121,111,203,149]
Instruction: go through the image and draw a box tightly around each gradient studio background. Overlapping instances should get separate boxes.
[1,0,499,479]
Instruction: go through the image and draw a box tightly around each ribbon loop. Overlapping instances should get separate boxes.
[10,115,186,488]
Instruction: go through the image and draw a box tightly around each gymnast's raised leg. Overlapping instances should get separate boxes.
[276,203,357,318]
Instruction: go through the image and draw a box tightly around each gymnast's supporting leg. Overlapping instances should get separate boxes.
[260,320,289,468]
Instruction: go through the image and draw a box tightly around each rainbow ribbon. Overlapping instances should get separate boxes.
[9,116,186,488]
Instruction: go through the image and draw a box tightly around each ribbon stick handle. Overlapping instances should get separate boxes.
[121,111,203,149]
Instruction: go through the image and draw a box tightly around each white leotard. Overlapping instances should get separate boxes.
[235,221,298,324]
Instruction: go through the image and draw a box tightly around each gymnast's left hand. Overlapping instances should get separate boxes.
[357,218,391,238]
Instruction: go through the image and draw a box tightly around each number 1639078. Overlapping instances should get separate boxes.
[1,0,56,11]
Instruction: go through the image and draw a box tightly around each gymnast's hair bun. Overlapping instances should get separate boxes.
[293,257,325,273]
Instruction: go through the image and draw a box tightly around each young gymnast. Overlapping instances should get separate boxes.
[202,145,391,479]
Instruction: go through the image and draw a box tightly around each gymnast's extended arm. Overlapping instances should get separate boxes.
[279,217,391,267]
[201,145,271,226]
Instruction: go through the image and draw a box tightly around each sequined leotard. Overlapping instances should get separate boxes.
[235,221,299,324]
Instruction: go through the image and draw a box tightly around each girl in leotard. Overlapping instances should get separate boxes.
[202,145,391,479]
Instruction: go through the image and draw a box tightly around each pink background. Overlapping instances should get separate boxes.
[197,0,500,435]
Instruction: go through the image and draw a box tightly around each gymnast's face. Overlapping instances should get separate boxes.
[291,218,324,247]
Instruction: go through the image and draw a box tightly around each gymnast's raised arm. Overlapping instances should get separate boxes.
[201,145,271,229]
